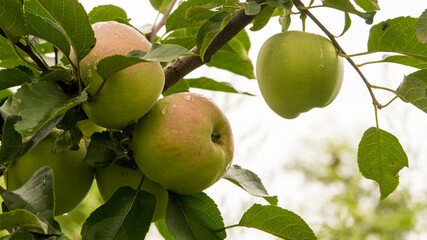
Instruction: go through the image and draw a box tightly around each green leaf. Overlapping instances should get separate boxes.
[38,67,72,82]
[185,6,215,22]
[96,55,145,80]
[84,131,133,169]
[32,0,95,62]
[251,6,276,31]
[278,8,291,32]
[0,209,48,234]
[162,79,190,96]
[166,0,236,32]
[206,50,255,79]
[0,115,62,166]
[81,187,156,240]
[322,0,375,24]
[357,127,409,200]
[0,36,19,60]
[56,108,86,131]
[162,28,198,49]
[52,126,82,153]
[382,55,427,69]
[0,0,27,42]
[4,228,35,240]
[368,17,427,62]
[205,29,253,73]
[417,9,427,45]
[24,0,54,20]
[223,165,278,205]
[266,0,292,9]
[0,116,23,166]
[24,12,71,57]
[241,2,261,16]
[196,11,233,61]
[97,44,192,80]
[88,5,130,24]
[336,12,351,37]
[186,77,254,95]
[155,219,177,240]
[0,89,12,104]
[150,0,175,14]
[233,29,250,52]
[136,43,194,62]
[34,41,55,55]
[1,81,87,137]
[354,0,380,12]
[239,204,317,240]
[166,192,226,240]
[0,167,61,235]
[0,68,32,91]
[396,69,427,113]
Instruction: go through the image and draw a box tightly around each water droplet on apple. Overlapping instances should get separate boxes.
[161,107,168,115]
[184,94,191,101]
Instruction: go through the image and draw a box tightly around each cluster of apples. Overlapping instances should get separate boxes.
[4,21,234,220]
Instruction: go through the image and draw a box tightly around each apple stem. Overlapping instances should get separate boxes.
[136,174,146,192]
[292,0,384,110]
[162,0,267,92]
[147,0,178,42]
[211,132,221,144]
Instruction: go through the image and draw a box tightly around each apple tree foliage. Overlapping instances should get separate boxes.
[0,0,426,239]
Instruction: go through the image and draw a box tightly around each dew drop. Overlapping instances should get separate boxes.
[184,94,191,100]
[161,107,168,115]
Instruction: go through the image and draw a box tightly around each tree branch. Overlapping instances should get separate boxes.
[292,0,384,109]
[162,0,266,92]
[0,29,49,71]
[147,0,178,42]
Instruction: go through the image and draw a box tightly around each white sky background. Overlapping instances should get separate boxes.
[78,1,427,239]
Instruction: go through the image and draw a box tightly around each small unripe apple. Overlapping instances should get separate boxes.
[133,92,234,195]
[95,162,168,222]
[5,131,94,215]
[71,21,165,129]
[256,31,344,119]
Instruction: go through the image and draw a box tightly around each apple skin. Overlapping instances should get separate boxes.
[5,131,94,216]
[71,21,165,129]
[132,92,234,195]
[256,31,344,119]
[95,162,168,222]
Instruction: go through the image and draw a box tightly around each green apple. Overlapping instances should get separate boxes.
[256,31,344,119]
[132,92,234,195]
[95,162,168,222]
[70,21,165,129]
[5,131,94,215]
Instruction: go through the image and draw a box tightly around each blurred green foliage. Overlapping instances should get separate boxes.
[55,181,104,240]
[288,140,427,240]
